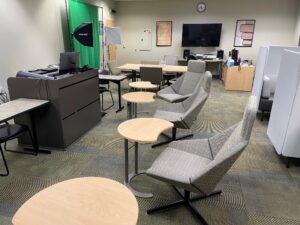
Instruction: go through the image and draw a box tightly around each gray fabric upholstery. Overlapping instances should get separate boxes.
[147,95,257,195]
[140,67,163,85]
[154,72,212,129]
[187,60,206,73]
[147,148,212,192]
[178,71,205,95]
[157,60,207,103]
[169,139,213,159]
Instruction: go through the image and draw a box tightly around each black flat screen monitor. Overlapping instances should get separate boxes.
[59,52,80,74]
[182,24,222,47]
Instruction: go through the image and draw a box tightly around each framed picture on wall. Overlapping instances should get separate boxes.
[234,19,256,47]
[156,21,172,46]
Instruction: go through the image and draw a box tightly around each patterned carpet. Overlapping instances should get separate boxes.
[0,80,300,225]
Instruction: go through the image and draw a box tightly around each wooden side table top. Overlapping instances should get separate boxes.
[12,177,139,225]
[118,118,174,143]
[129,81,158,90]
[122,92,156,104]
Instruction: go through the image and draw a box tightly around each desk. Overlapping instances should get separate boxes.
[178,59,224,78]
[118,64,187,81]
[12,177,139,225]
[99,75,127,113]
[0,98,50,154]
[122,92,155,119]
[118,118,173,198]
[223,66,255,91]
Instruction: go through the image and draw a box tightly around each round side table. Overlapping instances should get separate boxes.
[12,177,139,225]
[122,92,155,119]
[118,118,174,198]
[129,81,158,90]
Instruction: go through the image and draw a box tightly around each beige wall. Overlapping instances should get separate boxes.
[115,0,298,65]
[294,2,300,45]
[0,0,115,92]
[0,0,68,92]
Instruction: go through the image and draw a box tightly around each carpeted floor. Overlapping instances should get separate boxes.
[0,80,300,225]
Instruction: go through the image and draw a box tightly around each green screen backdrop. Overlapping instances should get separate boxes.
[68,0,100,69]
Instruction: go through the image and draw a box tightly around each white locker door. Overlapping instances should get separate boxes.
[267,50,300,154]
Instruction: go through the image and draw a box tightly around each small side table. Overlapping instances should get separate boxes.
[118,118,174,198]
[122,92,155,119]
[12,177,139,225]
[129,81,158,90]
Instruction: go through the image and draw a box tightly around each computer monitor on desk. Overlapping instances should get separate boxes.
[59,52,80,74]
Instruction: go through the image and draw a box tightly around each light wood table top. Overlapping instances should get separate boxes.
[118,64,187,73]
[122,92,156,104]
[12,177,139,225]
[0,98,49,123]
[118,118,174,143]
[129,81,158,90]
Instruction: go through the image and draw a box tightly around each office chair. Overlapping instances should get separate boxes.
[147,96,257,225]
[99,70,114,112]
[163,55,179,86]
[0,120,35,176]
[140,67,163,88]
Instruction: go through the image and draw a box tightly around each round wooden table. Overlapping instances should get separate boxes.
[129,81,158,90]
[118,118,173,198]
[122,92,155,119]
[12,177,139,225]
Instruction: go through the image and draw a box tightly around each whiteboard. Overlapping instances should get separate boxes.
[138,29,152,51]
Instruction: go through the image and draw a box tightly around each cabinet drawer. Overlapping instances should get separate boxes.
[59,77,99,119]
[62,100,101,147]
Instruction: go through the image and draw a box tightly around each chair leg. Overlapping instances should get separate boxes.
[147,188,222,225]
[101,93,104,111]
[152,128,193,148]
[101,91,115,111]
[0,145,9,176]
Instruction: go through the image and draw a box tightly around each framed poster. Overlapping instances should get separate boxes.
[234,20,256,47]
[156,21,172,46]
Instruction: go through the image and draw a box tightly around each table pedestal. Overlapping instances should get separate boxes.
[124,140,153,198]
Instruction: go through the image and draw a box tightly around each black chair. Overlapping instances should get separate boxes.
[187,55,197,61]
[99,69,114,111]
[0,122,35,176]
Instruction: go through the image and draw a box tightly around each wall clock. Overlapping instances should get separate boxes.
[197,2,206,13]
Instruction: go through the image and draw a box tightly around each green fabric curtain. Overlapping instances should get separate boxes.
[68,0,100,69]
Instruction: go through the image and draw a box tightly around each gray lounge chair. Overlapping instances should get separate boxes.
[157,60,206,103]
[152,70,212,148]
[146,95,257,225]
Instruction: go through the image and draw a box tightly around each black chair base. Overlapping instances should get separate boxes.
[0,145,9,176]
[147,187,222,225]
[99,88,115,113]
[152,127,193,148]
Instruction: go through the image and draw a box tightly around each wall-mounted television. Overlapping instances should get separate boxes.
[182,23,222,47]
